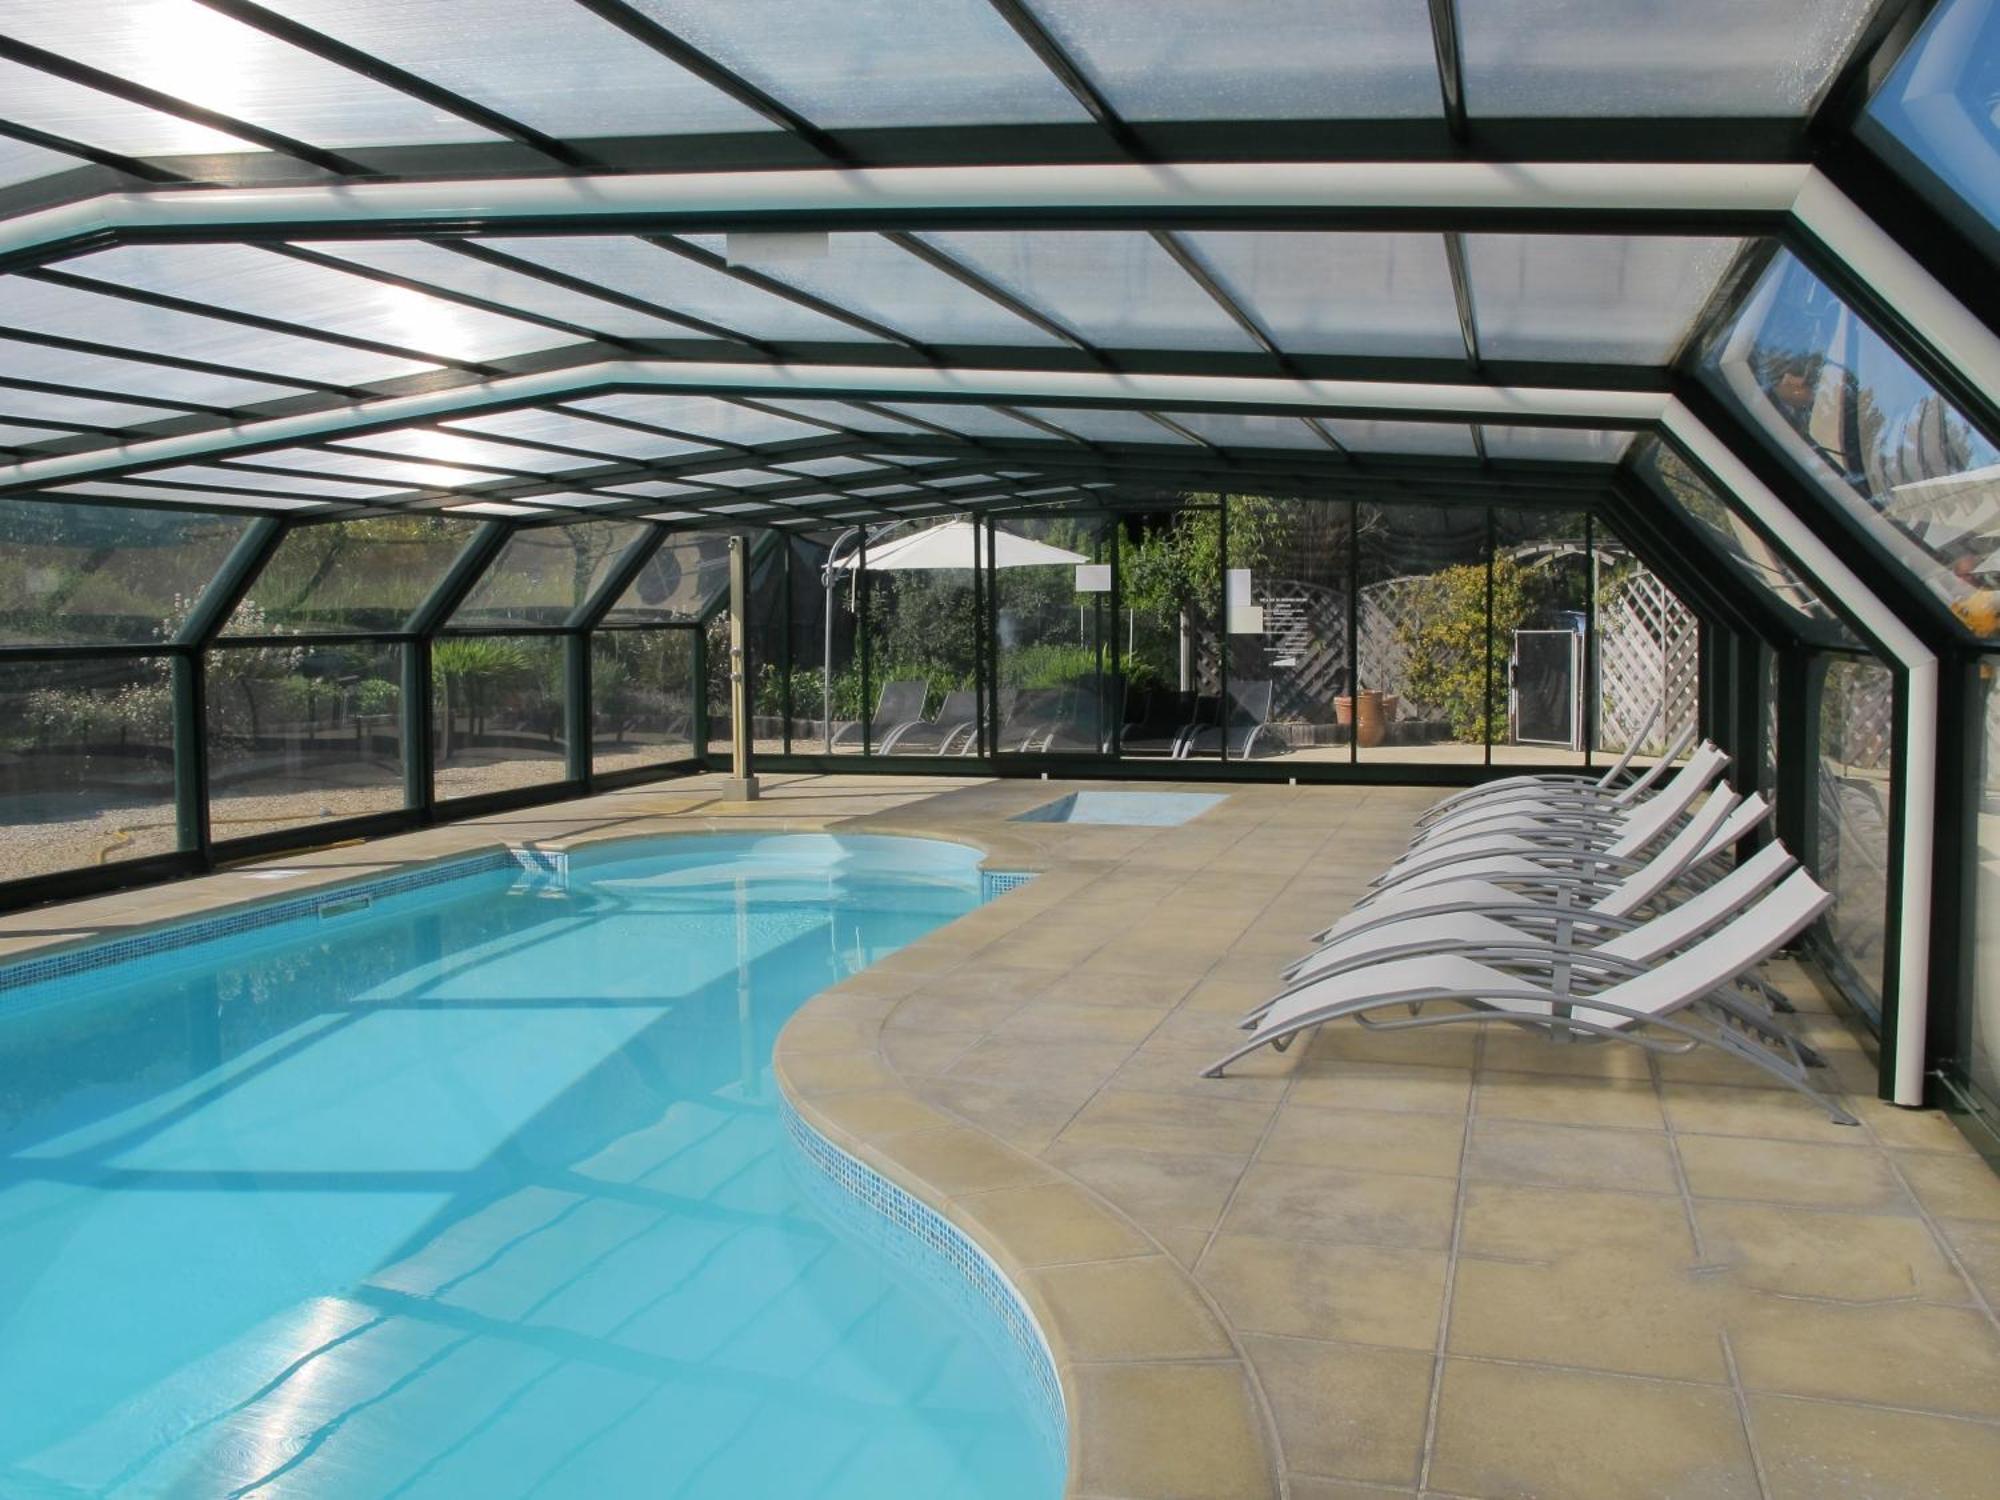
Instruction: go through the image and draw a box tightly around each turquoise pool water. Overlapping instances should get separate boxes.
[0,835,1063,1500]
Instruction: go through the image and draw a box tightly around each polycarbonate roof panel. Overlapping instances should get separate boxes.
[0,56,256,157]
[0,495,251,646]
[1323,420,1478,457]
[1016,407,1196,445]
[51,481,321,512]
[442,409,708,461]
[873,403,1053,441]
[297,241,701,341]
[141,463,402,500]
[1168,412,1330,450]
[567,394,827,448]
[1705,248,2000,637]
[229,446,486,491]
[1464,234,1745,363]
[447,517,650,628]
[0,422,68,447]
[1482,426,1635,463]
[1028,0,1440,120]
[479,236,878,344]
[750,399,928,433]
[1859,0,2000,257]
[1458,0,1875,116]
[2,0,500,149]
[271,0,777,139]
[0,339,302,411]
[332,430,583,475]
[682,233,1062,347]
[1630,437,1859,647]
[918,231,1261,352]
[770,455,882,477]
[0,135,76,189]
[0,385,186,430]
[625,0,1089,128]
[686,467,790,489]
[65,244,566,364]
[1184,231,1462,357]
[225,513,482,635]
[0,277,432,387]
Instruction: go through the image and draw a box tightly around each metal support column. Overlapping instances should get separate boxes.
[725,534,760,802]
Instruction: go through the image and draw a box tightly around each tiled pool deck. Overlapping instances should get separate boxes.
[9,774,1999,1498]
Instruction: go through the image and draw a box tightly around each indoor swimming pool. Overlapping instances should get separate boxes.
[0,835,1062,1500]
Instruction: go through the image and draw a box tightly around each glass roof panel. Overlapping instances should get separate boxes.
[679,233,1062,347]
[1704,249,2000,639]
[50,481,320,512]
[1322,420,1478,457]
[0,336,300,411]
[0,277,434,387]
[623,1,1089,128]
[567,395,830,448]
[1859,0,2000,258]
[685,468,790,489]
[771,456,882,477]
[3,0,500,148]
[478,237,876,344]
[1168,412,1329,450]
[0,421,69,447]
[66,244,567,363]
[442,409,708,461]
[297,241,700,341]
[142,463,402,500]
[0,495,251,645]
[1464,235,1745,364]
[447,518,650,629]
[0,56,254,157]
[918,231,1261,352]
[1481,426,1635,463]
[1458,0,1876,116]
[1630,436,1859,647]
[1029,0,1439,120]
[597,528,737,627]
[331,431,583,476]
[0,135,76,190]
[272,0,777,139]
[749,400,926,433]
[1015,406,1196,445]
[1183,232,1463,358]
[225,514,482,635]
[873,403,1053,441]
[229,447,489,491]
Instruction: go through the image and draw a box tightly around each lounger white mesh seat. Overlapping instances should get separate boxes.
[1414,714,1687,829]
[1405,743,1728,851]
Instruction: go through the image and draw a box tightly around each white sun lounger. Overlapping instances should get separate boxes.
[1407,742,1728,848]
[1414,713,1686,828]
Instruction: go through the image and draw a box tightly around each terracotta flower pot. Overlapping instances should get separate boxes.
[1355,689,1387,749]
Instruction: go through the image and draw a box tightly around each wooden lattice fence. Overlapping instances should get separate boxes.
[1598,567,1699,754]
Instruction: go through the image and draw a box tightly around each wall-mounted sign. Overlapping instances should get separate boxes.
[1074,563,1111,593]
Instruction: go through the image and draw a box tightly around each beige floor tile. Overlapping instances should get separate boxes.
[1457,1180,1699,1263]
[872,1123,1057,1196]
[1695,1200,1971,1303]
[780,1049,904,1096]
[1283,1479,1414,1500]
[1855,1098,1984,1154]
[1257,1102,1467,1178]
[1676,1135,1912,1212]
[922,963,1059,1006]
[1474,1069,1666,1130]
[1448,1251,1730,1381]
[1042,1146,1249,1238]
[944,1035,1136,1089]
[1240,1336,1433,1487]
[883,991,1030,1031]
[1056,1089,1278,1157]
[991,1000,1174,1044]
[1894,1150,2000,1222]
[807,1088,956,1138]
[1728,1295,2000,1418]
[1288,1061,1474,1116]
[1428,1358,1760,1500]
[949,1180,1152,1268]
[1107,1041,1298,1103]
[1304,1021,1480,1071]
[878,1026,982,1076]
[1220,1161,1458,1250]
[916,1079,1095,1152]
[1197,1234,1446,1351]
[1025,1256,1234,1361]
[1475,1029,1654,1080]
[1069,1361,1272,1500]
[1661,1080,1863,1143]
[1938,1216,2000,1305]
[1151,1227,1214,1268]
[1463,1117,1679,1194]
[1749,1393,2000,1500]
[1038,970,1200,1010]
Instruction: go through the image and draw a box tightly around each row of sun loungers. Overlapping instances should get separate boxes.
[1205,718,1857,1124]
[836,677,1280,757]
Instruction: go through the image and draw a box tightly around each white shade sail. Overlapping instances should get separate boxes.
[831,519,1086,571]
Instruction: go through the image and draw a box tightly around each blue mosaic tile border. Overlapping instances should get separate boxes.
[981,869,1035,901]
[0,848,516,998]
[782,1099,1067,1469]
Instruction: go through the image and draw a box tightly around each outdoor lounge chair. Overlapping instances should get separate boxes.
[1018,686,1106,753]
[1410,738,1723,845]
[1177,679,1276,759]
[1119,685,1196,757]
[877,689,979,754]
[1414,714,1689,829]
[830,677,929,752]
[1206,869,1850,1122]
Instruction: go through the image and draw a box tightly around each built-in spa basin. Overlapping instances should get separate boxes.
[1012,790,1226,826]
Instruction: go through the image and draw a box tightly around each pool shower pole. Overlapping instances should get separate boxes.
[727,534,759,802]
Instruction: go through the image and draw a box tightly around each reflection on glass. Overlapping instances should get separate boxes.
[1119,506,1221,759]
[1221,495,1354,764]
[1490,510,1592,768]
[431,634,568,800]
[994,515,1109,756]
[0,498,248,646]
[1860,0,2000,257]
[447,521,649,630]
[225,515,481,635]
[600,530,733,625]
[1705,251,2000,638]
[1356,505,1489,763]
[1591,545,1699,764]
[591,630,696,776]
[1974,662,2000,1106]
[0,657,179,881]
[856,523,983,758]
[206,641,405,841]
[1813,654,1895,1012]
